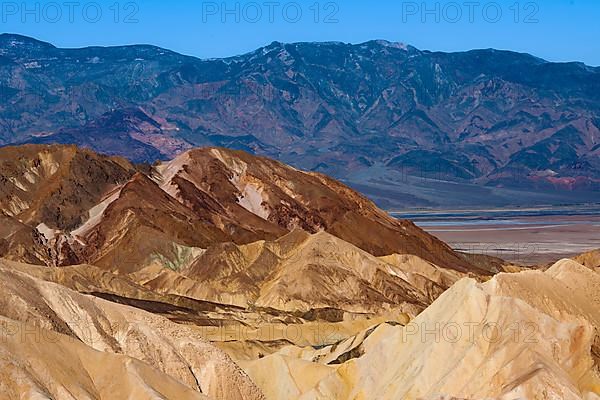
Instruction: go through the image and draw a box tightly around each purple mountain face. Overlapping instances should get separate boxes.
[1,34,599,207]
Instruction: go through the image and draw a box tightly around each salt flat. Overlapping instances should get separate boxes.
[394,206,600,264]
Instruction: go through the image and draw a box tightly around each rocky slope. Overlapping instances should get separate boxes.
[1,34,599,206]
[241,259,600,399]
[2,253,599,399]
[153,147,473,267]
[0,144,475,272]
[132,229,461,314]
[574,249,600,270]
[0,144,135,230]
[0,316,211,400]
[0,260,264,400]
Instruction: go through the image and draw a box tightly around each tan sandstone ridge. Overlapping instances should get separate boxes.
[240,258,600,399]
[133,229,460,314]
[0,316,210,400]
[574,249,600,271]
[0,225,468,360]
[3,254,599,399]
[0,261,264,400]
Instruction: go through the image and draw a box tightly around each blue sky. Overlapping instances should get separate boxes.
[2,0,599,65]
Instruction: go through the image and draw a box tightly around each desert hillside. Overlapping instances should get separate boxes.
[0,144,598,399]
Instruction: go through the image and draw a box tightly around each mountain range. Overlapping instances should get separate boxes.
[1,33,599,208]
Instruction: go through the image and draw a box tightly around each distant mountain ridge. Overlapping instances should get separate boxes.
[1,33,599,207]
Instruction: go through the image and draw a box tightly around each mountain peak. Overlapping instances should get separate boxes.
[268,40,284,47]
[0,33,56,60]
[368,39,409,50]
[0,33,55,49]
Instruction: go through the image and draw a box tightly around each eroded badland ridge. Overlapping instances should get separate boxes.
[0,144,598,399]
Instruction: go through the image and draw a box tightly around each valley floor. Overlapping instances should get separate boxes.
[394,205,600,264]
